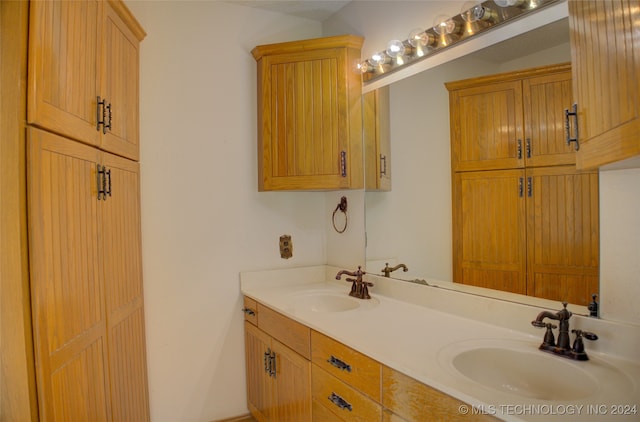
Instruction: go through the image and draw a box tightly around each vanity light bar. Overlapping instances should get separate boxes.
[358,0,560,82]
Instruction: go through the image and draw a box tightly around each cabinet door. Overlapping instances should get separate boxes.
[245,321,273,422]
[453,170,527,294]
[569,0,640,168]
[364,87,391,191]
[101,1,142,160]
[450,81,524,171]
[259,49,351,190]
[28,0,102,146]
[271,339,312,422]
[101,152,150,420]
[526,167,599,305]
[523,70,576,167]
[27,128,110,421]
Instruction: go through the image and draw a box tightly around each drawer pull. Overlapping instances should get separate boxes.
[242,307,256,316]
[328,392,352,411]
[327,355,352,372]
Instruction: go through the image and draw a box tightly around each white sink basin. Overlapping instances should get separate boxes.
[439,339,634,403]
[286,290,379,313]
[452,347,597,400]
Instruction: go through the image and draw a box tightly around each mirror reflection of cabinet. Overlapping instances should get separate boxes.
[448,64,575,172]
[448,64,599,306]
[570,0,640,169]
[364,86,391,191]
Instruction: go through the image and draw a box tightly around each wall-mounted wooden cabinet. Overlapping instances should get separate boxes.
[28,0,144,161]
[448,64,575,172]
[569,0,640,169]
[251,35,364,191]
[448,64,599,306]
[364,86,391,191]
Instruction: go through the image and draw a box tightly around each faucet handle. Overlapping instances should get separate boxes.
[572,329,598,341]
[531,320,546,328]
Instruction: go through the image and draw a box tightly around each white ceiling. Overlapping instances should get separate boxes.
[227,0,351,21]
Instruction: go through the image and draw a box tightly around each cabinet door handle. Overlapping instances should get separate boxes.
[242,307,256,316]
[264,349,271,373]
[379,154,387,177]
[105,102,112,133]
[327,355,352,372]
[106,168,112,198]
[518,177,524,198]
[517,139,522,159]
[564,103,580,151]
[328,392,352,411]
[526,138,531,158]
[269,351,276,378]
[527,177,532,197]
[340,151,347,177]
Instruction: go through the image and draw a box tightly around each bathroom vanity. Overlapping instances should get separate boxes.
[241,266,640,422]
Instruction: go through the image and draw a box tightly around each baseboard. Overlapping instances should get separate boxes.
[212,414,256,422]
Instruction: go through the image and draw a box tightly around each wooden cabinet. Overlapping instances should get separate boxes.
[251,35,364,191]
[244,302,311,422]
[243,298,488,421]
[310,330,382,421]
[448,64,599,305]
[453,170,527,295]
[27,127,150,420]
[382,367,495,422]
[28,0,145,160]
[364,86,391,191]
[452,166,599,305]
[448,64,575,172]
[569,0,640,169]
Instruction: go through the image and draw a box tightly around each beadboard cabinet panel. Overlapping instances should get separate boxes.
[570,0,640,168]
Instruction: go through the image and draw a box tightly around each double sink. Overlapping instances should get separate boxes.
[283,287,636,407]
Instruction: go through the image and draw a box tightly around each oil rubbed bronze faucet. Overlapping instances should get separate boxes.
[335,266,373,299]
[381,263,408,278]
[531,302,598,361]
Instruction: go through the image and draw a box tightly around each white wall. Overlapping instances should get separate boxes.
[125,2,331,420]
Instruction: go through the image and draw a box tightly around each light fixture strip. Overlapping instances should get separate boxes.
[360,0,560,82]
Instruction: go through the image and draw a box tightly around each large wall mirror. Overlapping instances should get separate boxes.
[362,16,600,313]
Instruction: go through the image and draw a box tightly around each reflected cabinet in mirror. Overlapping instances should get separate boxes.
[364,16,603,310]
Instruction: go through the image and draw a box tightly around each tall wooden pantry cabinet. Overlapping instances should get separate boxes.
[1,1,149,420]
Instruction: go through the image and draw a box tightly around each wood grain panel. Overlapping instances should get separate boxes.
[254,35,363,190]
[1,1,39,418]
[101,150,150,419]
[449,80,523,171]
[28,0,101,146]
[27,127,108,421]
[453,170,526,294]
[312,365,382,422]
[258,303,311,359]
[101,1,144,160]
[522,68,575,166]
[245,321,272,422]
[570,0,640,168]
[272,338,312,422]
[311,330,381,401]
[382,366,496,422]
[526,166,599,305]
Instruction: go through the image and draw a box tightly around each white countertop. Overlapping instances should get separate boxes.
[240,265,640,421]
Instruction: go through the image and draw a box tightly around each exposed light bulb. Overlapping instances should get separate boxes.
[432,14,456,35]
[460,1,485,23]
[386,40,406,58]
[369,51,390,67]
[356,60,373,74]
[494,0,524,7]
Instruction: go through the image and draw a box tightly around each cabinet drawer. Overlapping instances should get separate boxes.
[258,303,310,359]
[311,330,381,401]
[382,366,496,422]
[242,296,258,325]
[312,365,382,422]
